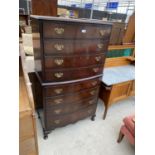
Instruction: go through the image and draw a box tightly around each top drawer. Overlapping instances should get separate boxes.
[43,21,111,39]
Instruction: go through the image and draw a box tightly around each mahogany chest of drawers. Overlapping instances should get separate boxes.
[31,15,112,139]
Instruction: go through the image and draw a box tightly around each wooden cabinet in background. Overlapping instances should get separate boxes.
[123,13,135,43]
[109,22,125,45]
[129,80,135,96]
[19,57,38,155]
[99,80,135,119]
[31,0,57,16]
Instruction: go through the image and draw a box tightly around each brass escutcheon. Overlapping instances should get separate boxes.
[54,59,64,65]
[99,30,105,36]
[90,90,95,95]
[54,120,60,124]
[54,44,64,51]
[54,109,62,114]
[93,68,99,73]
[54,99,63,104]
[91,81,97,86]
[95,56,101,62]
[54,72,63,78]
[54,88,63,94]
[54,28,64,34]
[97,44,104,49]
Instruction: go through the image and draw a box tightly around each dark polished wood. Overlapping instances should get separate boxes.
[45,87,99,106]
[45,105,97,130]
[31,16,112,138]
[43,21,111,39]
[43,39,108,56]
[31,0,57,16]
[46,97,98,115]
[45,77,100,97]
[43,65,103,82]
[44,53,105,69]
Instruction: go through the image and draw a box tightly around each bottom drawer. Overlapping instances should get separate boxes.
[46,97,97,115]
[45,105,96,130]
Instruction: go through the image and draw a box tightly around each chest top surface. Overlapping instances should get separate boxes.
[30,15,112,26]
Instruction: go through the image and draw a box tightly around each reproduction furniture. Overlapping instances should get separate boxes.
[117,115,135,145]
[109,22,125,45]
[31,0,57,16]
[19,52,38,154]
[31,15,112,139]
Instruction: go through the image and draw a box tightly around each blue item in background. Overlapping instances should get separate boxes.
[85,3,92,9]
[106,2,119,9]
[71,4,76,7]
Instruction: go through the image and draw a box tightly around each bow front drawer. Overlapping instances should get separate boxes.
[43,39,109,55]
[43,21,111,39]
[46,97,98,116]
[45,87,99,106]
[43,65,103,82]
[45,105,96,130]
[45,77,101,97]
[44,54,105,69]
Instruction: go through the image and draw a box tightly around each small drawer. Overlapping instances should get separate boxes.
[43,21,111,39]
[44,53,105,69]
[43,39,109,56]
[45,105,96,129]
[45,78,101,97]
[45,87,99,106]
[46,97,97,115]
[44,65,103,82]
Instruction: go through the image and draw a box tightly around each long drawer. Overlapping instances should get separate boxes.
[46,97,97,115]
[45,77,101,97]
[43,21,111,39]
[45,87,99,106]
[44,53,105,69]
[43,39,109,56]
[44,65,103,82]
[45,105,96,130]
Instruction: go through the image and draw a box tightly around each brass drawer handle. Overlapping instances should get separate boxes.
[95,56,101,62]
[91,81,97,86]
[54,44,64,51]
[93,68,99,73]
[54,99,63,104]
[54,59,64,65]
[89,100,94,105]
[54,88,63,94]
[90,90,96,95]
[97,44,104,49]
[54,72,63,78]
[54,120,60,124]
[99,30,105,36]
[54,28,64,34]
[88,109,92,114]
[54,109,62,114]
